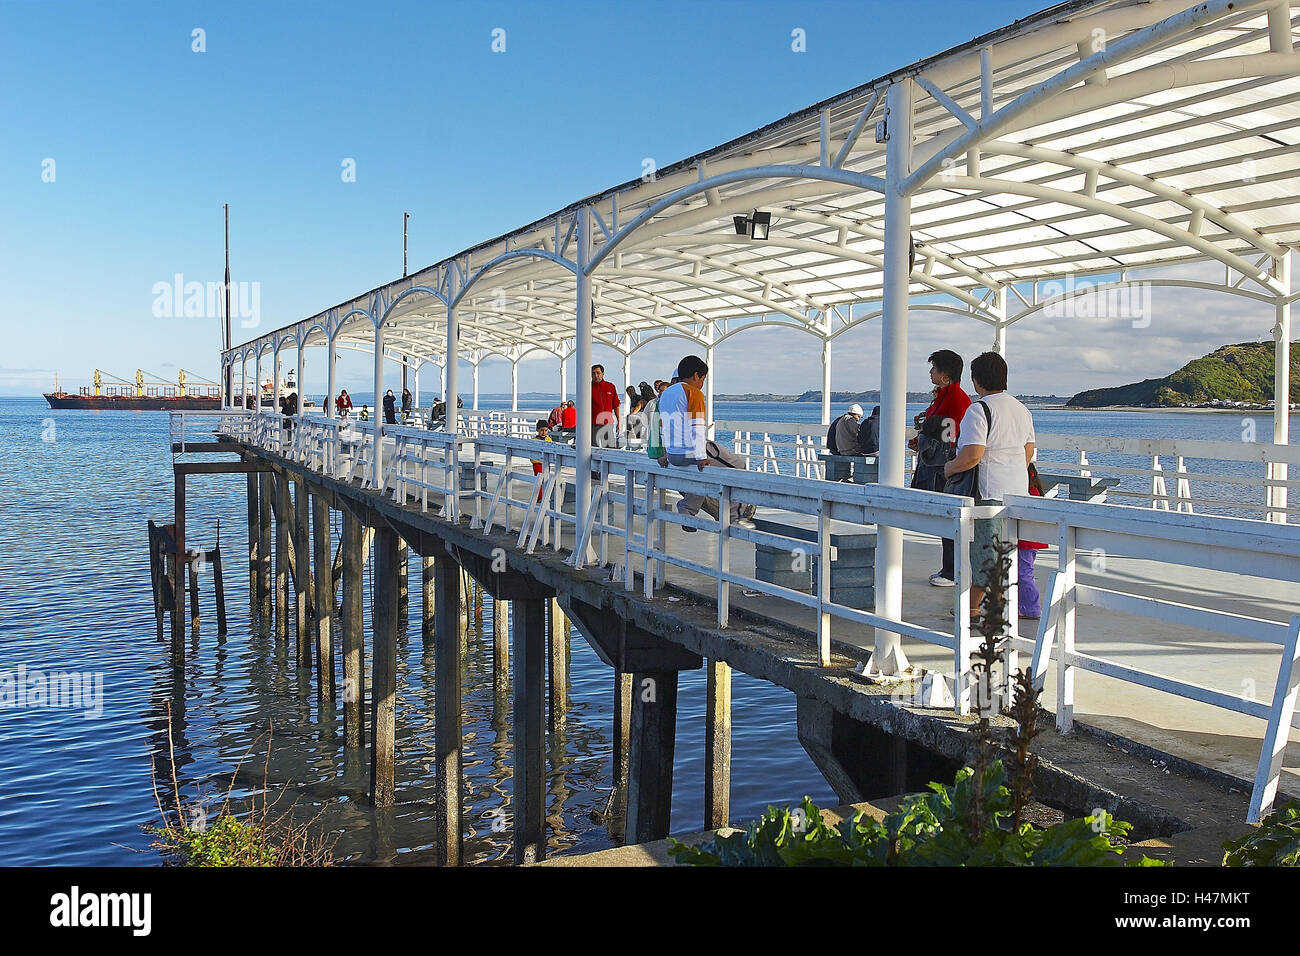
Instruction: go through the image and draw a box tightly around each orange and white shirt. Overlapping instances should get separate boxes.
[657,381,707,459]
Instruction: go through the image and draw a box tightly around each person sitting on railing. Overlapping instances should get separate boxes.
[657,354,757,531]
[827,403,864,456]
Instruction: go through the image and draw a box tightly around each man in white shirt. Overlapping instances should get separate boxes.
[943,351,1036,616]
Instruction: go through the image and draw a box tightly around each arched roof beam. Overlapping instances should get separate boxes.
[451,249,579,309]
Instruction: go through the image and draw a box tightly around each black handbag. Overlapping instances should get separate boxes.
[941,401,990,498]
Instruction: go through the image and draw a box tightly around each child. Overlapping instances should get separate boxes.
[1018,463,1048,619]
[359,404,370,423]
[531,420,551,502]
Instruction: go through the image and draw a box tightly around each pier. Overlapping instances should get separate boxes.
[166,0,1300,862]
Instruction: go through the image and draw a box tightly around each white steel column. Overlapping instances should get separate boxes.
[254,350,263,413]
[821,335,832,426]
[510,358,519,411]
[440,360,447,404]
[622,348,633,438]
[705,340,716,438]
[574,207,594,566]
[992,286,1008,356]
[472,361,480,410]
[325,335,337,418]
[1272,253,1291,523]
[240,356,247,411]
[413,364,420,411]
[447,303,460,436]
[868,78,915,679]
[271,347,281,417]
[372,324,384,487]
[560,356,568,403]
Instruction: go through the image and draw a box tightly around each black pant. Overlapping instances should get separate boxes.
[940,538,954,579]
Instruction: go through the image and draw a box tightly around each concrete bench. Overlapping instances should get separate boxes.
[819,451,879,484]
[750,515,876,607]
[1036,472,1120,502]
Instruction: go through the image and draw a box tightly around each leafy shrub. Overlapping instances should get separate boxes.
[1223,801,1300,866]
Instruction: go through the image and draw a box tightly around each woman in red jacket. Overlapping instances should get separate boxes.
[912,350,971,587]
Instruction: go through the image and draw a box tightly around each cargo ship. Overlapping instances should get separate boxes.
[44,369,305,411]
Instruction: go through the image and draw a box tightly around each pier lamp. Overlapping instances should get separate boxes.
[732,210,772,240]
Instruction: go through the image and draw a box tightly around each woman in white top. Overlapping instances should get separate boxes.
[943,352,1036,618]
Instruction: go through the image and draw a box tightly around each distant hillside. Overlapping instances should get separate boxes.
[1067,342,1300,408]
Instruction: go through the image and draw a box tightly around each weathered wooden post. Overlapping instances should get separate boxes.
[548,597,568,731]
[513,597,546,864]
[171,473,186,650]
[187,551,200,636]
[434,554,464,866]
[493,597,508,688]
[704,659,732,830]
[312,493,334,708]
[626,670,680,844]
[422,556,436,649]
[398,539,410,633]
[274,474,290,644]
[370,524,399,807]
[258,472,272,627]
[342,509,366,750]
[246,474,259,610]
[211,547,228,636]
[294,479,313,670]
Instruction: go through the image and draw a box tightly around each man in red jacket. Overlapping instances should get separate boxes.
[913,349,971,587]
[591,364,621,448]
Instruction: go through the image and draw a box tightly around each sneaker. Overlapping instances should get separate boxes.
[740,503,757,520]
[734,518,757,530]
[929,573,955,588]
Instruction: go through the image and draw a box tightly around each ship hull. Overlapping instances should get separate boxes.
[43,394,223,411]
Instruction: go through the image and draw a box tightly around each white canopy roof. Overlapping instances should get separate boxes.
[230,0,1300,371]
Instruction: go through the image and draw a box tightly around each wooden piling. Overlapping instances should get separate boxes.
[422,557,436,649]
[513,597,547,864]
[370,524,399,808]
[274,474,289,644]
[613,670,633,795]
[548,597,568,732]
[398,539,410,633]
[171,473,185,651]
[342,509,366,750]
[312,493,334,708]
[211,547,228,636]
[626,670,679,844]
[294,479,313,670]
[704,659,732,830]
[493,597,508,688]
[187,552,200,636]
[434,554,464,866]
[246,473,258,610]
[258,472,272,627]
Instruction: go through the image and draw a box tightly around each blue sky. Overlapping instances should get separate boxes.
[2,0,1279,400]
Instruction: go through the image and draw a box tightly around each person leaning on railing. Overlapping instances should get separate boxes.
[942,351,1036,622]
[656,354,757,531]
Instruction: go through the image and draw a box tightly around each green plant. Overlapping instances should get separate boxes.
[1223,800,1300,866]
[142,702,337,867]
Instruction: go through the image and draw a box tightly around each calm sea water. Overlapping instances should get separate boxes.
[0,395,1290,865]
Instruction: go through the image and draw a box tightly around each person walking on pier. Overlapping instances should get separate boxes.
[401,387,413,422]
[383,389,397,425]
[943,351,1036,620]
[912,349,971,588]
[658,354,756,529]
[335,389,353,420]
[591,364,621,448]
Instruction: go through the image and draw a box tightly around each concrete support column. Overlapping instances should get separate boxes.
[312,494,334,709]
[370,524,400,807]
[513,597,547,864]
[626,670,679,844]
[1272,254,1291,523]
[294,479,312,671]
[704,659,732,830]
[434,554,464,866]
[868,78,915,678]
[342,509,366,750]
[613,670,633,798]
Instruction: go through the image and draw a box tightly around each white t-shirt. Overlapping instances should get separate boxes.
[956,391,1036,501]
